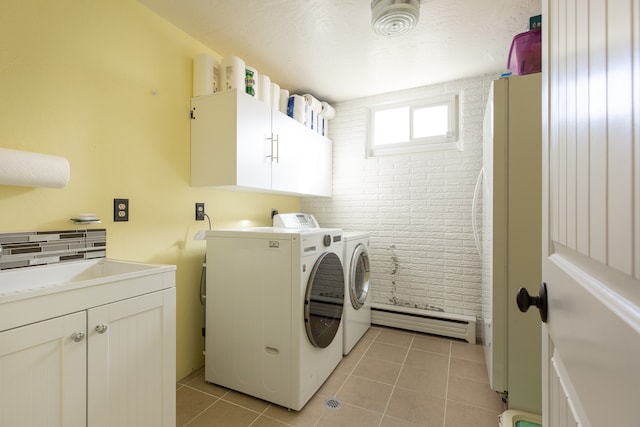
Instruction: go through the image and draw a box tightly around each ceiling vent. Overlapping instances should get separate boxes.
[371,0,420,37]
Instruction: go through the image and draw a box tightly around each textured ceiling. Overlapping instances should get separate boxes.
[138,0,541,103]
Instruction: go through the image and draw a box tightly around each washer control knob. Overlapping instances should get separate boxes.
[323,234,332,247]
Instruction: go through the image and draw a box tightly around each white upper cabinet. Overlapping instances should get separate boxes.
[190,89,333,197]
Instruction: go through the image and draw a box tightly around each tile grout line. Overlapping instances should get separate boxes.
[181,383,230,400]
[182,396,220,427]
[442,340,453,427]
[247,403,297,427]
[316,329,383,427]
[376,331,415,427]
[178,383,233,426]
[333,328,381,396]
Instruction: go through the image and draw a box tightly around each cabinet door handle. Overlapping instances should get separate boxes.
[95,324,108,334]
[273,135,279,163]
[72,331,85,342]
[265,136,273,160]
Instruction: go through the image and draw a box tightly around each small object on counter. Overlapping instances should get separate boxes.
[71,213,101,224]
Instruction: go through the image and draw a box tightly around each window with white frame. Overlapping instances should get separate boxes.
[367,93,460,156]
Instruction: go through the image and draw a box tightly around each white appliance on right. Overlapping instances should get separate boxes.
[479,73,542,414]
[273,213,371,356]
[341,231,371,355]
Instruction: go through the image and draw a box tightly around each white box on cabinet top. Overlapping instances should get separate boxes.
[0,259,176,427]
[190,89,332,197]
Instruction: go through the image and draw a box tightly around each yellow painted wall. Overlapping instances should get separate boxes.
[0,0,300,380]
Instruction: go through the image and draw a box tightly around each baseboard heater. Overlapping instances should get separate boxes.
[370,303,476,344]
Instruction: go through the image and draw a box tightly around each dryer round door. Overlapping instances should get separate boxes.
[349,243,370,310]
[304,251,344,348]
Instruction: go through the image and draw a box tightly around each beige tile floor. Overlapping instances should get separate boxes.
[177,326,505,427]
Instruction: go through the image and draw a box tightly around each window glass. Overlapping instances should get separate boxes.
[413,104,448,138]
[368,93,459,156]
[373,107,409,145]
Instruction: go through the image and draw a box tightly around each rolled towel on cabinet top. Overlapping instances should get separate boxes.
[192,53,219,97]
[220,55,246,91]
[279,89,290,114]
[320,101,336,136]
[303,94,322,131]
[258,74,271,106]
[270,82,281,111]
[287,94,306,125]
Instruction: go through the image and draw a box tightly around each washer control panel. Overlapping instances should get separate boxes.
[273,213,319,228]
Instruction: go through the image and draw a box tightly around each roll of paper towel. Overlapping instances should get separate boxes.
[258,74,271,106]
[320,102,336,120]
[279,89,290,114]
[192,53,219,97]
[0,148,70,188]
[320,102,336,136]
[220,56,246,91]
[270,82,280,111]
[287,95,306,125]
[303,94,322,131]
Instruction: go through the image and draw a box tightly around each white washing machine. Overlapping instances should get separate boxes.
[342,231,371,355]
[204,227,344,411]
[273,214,371,356]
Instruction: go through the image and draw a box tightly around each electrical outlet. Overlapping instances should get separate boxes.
[114,198,129,222]
[195,203,205,221]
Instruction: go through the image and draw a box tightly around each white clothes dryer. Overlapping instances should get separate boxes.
[273,214,372,355]
[204,227,344,411]
[342,231,371,355]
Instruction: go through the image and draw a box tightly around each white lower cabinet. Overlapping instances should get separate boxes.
[0,311,87,427]
[0,288,176,427]
[88,289,176,427]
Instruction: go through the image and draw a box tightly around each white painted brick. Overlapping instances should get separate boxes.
[302,73,494,315]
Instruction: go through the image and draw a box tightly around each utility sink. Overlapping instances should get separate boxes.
[0,258,176,331]
[0,258,171,297]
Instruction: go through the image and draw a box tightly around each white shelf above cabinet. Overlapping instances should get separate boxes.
[190,89,332,197]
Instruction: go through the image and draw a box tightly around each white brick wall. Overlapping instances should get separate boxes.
[302,74,495,320]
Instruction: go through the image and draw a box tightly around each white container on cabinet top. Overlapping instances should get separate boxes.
[190,89,332,197]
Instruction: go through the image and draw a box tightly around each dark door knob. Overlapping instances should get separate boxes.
[516,282,548,323]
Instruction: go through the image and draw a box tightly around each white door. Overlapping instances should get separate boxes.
[541,0,640,425]
[236,90,273,189]
[87,289,176,427]
[271,110,303,193]
[0,312,87,427]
